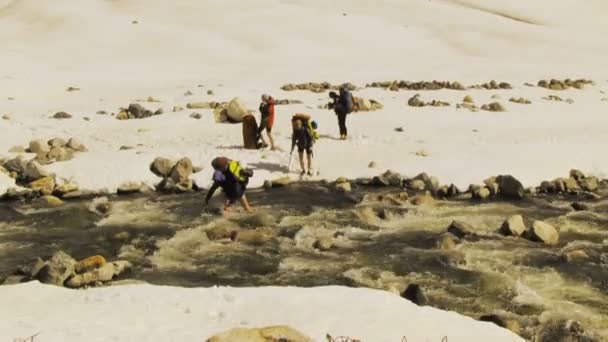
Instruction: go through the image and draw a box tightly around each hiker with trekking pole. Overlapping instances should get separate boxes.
[289,113,319,176]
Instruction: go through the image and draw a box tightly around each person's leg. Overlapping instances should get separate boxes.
[223,199,233,212]
[257,118,268,144]
[343,114,348,137]
[267,127,276,150]
[307,150,313,175]
[338,112,347,138]
[298,151,306,174]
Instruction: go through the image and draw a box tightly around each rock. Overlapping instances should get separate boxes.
[48,138,67,148]
[553,178,567,193]
[313,236,334,251]
[2,114,11,120]
[173,106,184,112]
[463,95,474,103]
[48,146,74,162]
[536,319,593,342]
[154,108,164,115]
[3,275,27,285]
[415,149,429,157]
[128,103,152,118]
[189,113,202,119]
[29,140,50,154]
[448,221,476,239]
[437,233,457,250]
[28,176,56,196]
[8,145,26,153]
[170,157,193,184]
[335,182,351,193]
[226,97,249,122]
[65,263,114,288]
[571,202,589,211]
[67,138,87,152]
[539,181,556,193]
[33,195,64,208]
[481,102,505,112]
[409,179,426,191]
[354,97,372,111]
[117,181,148,195]
[368,161,377,168]
[562,250,591,263]
[119,145,135,151]
[96,110,108,115]
[408,94,425,107]
[410,191,435,206]
[54,182,79,197]
[271,176,291,187]
[53,111,72,119]
[579,177,598,192]
[116,110,130,120]
[187,102,213,109]
[206,226,236,241]
[75,255,107,274]
[2,156,27,174]
[496,175,525,199]
[382,170,403,186]
[479,314,521,335]
[472,187,491,200]
[150,157,175,178]
[500,215,526,237]
[564,178,581,193]
[233,228,276,246]
[207,90,214,95]
[206,325,314,342]
[509,97,532,104]
[371,176,390,187]
[526,221,559,245]
[35,251,76,286]
[88,197,112,216]
[400,284,427,306]
[23,160,48,181]
[484,177,499,196]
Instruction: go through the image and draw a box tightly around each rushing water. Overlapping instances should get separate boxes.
[1,182,607,340]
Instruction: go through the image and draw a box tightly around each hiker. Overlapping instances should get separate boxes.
[204,156,253,213]
[290,114,316,176]
[257,94,276,150]
[328,86,355,140]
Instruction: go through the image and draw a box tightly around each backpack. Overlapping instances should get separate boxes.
[228,160,253,184]
[292,114,319,143]
[340,90,355,114]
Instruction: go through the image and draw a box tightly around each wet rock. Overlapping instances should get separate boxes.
[570,202,589,211]
[29,140,50,155]
[169,157,193,185]
[33,195,64,208]
[479,314,521,335]
[472,186,491,200]
[448,221,476,239]
[206,226,236,241]
[410,191,435,206]
[35,251,77,286]
[496,175,525,199]
[67,137,87,151]
[53,111,72,119]
[437,233,458,250]
[536,319,596,342]
[240,212,276,227]
[150,157,175,178]
[270,176,291,188]
[88,197,112,216]
[500,215,526,237]
[335,181,351,193]
[233,228,276,246]
[371,175,390,187]
[23,160,48,181]
[206,325,314,342]
[313,236,334,251]
[65,261,131,288]
[526,221,559,245]
[562,250,591,263]
[28,176,56,196]
[400,284,427,306]
[75,255,107,274]
[263,180,273,191]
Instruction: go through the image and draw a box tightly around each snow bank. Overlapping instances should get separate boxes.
[0,282,523,342]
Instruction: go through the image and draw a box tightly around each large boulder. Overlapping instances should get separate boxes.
[579,177,598,192]
[206,325,314,342]
[150,157,175,178]
[128,103,153,119]
[23,160,49,181]
[35,251,77,286]
[410,191,435,206]
[354,97,372,111]
[33,195,64,208]
[500,215,526,237]
[496,175,525,199]
[226,97,249,122]
[3,156,27,174]
[448,221,476,239]
[526,221,559,245]
[29,140,50,154]
[169,157,193,184]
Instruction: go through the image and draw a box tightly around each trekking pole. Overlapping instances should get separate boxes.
[287,149,293,172]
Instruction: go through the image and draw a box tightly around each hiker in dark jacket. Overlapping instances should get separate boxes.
[291,119,313,176]
[204,157,253,213]
[329,86,355,140]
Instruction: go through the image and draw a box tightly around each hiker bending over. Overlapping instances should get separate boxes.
[257,94,276,150]
[328,86,355,140]
[291,118,314,176]
[204,156,253,213]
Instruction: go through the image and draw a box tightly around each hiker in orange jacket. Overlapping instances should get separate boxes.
[257,94,276,150]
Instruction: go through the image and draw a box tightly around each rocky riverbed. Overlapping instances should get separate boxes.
[1,174,607,341]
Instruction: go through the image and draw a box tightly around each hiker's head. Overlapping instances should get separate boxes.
[211,157,229,171]
[261,94,270,103]
[329,91,338,99]
[293,119,303,129]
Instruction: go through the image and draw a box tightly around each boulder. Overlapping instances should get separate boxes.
[500,215,526,237]
[226,97,249,122]
[496,175,525,199]
[579,177,598,192]
[150,157,175,178]
[33,195,64,208]
[335,182,351,193]
[448,221,476,239]
[569,169,585,182]
[169,157,193,184]
[270,177,291,187]
[313,236,334,251]
[75,255,107,274]
[48,138,67,148]
[570,202,589,211]
[67,138,87,152]
[65,261,131,288]
[400,284,427,306]
[354,97,372,111]
[53,111,72,119]
[35,251,76,286]
[410,191,435,206]
[472,187,491,200]
[233,228,276,246]
[29,140,50,155]
[409,179,426,191]
[206,325,314,342]
[23,160,48,181]
[206,226,236,241]
[539,181,556,193]
[28,176,56,196]
[564,178,581,193]
[128,103,152,119]
[54,182,79,197]
[47,146,74,162]
[526,221,559,245]
[536,319,593,342]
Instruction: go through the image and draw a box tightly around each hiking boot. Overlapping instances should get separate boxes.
[300,170,306,176]
[307,170,313,176]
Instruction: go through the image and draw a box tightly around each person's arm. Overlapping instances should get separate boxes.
[291,133,297,152]
[204,182,220,205]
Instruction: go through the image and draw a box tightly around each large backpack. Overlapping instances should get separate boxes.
[292,113,319,143]
[340,90,355,114]
[228,160,253,184]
